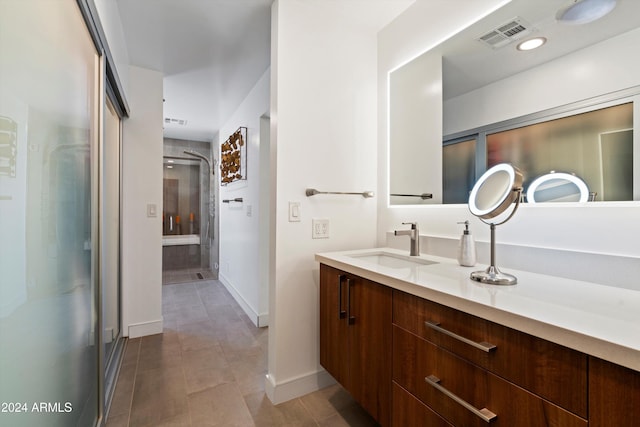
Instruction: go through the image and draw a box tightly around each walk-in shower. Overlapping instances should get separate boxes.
[162,139,218,283]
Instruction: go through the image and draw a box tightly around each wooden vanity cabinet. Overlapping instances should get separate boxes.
[589,356,640,426]
[319,263,639,426]
[319,264,392,426]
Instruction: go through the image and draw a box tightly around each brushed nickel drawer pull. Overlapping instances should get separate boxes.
[425,375,497,423]
[338,275,346,319]
[425,321,496,353]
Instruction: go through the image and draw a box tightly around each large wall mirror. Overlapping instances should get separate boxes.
[389,0,640,205]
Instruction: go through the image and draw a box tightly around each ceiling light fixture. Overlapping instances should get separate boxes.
[556,0,617,25]
[517,37,547,51]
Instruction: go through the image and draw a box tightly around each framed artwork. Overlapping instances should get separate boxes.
[220,126,247,185]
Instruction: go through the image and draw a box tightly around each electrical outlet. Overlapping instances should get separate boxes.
[312,218,330,239]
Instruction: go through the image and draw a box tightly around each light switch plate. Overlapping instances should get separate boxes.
[147,203,157,217]
[312,218,329,239]
[289,202,301,222]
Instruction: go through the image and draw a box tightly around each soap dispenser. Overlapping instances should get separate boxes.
[457,221,477,267]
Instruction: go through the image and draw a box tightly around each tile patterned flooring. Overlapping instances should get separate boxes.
[105,280,379,426]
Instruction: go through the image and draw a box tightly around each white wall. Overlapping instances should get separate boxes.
[266,0,384,404]
[378,1,640,290]
[121,65,164,337]
[218,69,270,327]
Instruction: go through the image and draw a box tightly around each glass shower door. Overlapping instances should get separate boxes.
[0,1,100,426]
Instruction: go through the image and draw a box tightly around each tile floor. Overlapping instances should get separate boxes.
[105,280,379,426]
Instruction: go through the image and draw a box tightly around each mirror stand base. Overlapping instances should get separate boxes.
[470,265,517,285]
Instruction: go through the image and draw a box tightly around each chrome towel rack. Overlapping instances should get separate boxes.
[223,198,243,203]
[305,188,374,198]
[390,193,433,200]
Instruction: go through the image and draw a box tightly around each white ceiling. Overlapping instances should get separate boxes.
[116,0,273,142]
[116,0,415,143]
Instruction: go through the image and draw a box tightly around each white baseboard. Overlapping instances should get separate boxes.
[219,273,269,327]
[265,369,336,405]
[128,318,163,338]
[258,313,269,327]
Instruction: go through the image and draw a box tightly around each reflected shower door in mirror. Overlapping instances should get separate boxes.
[389,0,640,205]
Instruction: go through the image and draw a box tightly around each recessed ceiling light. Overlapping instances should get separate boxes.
[167,159,174,163]
[556,0,617,25]
[517,37,547,51]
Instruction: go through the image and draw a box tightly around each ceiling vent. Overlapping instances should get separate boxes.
[164,117,188,126]
[477,17,534,49]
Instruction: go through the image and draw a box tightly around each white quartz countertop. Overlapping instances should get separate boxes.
[316,247,640,372]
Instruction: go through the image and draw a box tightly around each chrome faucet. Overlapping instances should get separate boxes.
[394,222,420,256]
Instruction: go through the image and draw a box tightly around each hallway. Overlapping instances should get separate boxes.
[105,280,378,426]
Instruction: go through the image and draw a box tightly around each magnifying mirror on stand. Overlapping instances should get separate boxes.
[468,163,523,285]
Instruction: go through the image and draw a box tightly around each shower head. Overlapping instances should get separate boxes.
[184,150,214,175]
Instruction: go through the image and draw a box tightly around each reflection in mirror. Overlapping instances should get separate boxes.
[389,48,442,205]
[443,137,476,204]
[527,172,590,203]
[389,0,640,205]
[485,103,633,202]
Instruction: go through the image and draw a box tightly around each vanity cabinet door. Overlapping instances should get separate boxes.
[319,264,348,385]
[319,264,392,426]
[589,357,640,426]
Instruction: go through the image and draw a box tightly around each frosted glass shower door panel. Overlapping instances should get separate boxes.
[443,137,476,204]
[103,97,121,364]
[0,1,100,427]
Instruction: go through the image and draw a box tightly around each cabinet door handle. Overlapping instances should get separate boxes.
[425,321,496,353]
[347,278,355,325]
[425,375,497,423]
[338,275,346,319]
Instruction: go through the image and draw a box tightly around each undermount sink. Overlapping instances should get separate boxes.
[348,252,437,269]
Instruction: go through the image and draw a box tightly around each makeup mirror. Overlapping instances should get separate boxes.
[527,172,590,203]
[468,163,523,285]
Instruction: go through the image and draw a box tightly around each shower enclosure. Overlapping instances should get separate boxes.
[162,139,217,282]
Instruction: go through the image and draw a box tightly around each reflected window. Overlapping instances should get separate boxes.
[443,137,476,204]
[486,103,633,202]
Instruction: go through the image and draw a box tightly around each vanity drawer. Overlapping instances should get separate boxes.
[393,325,587,427]
[393,290,587,417]
[392,382,452,427]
